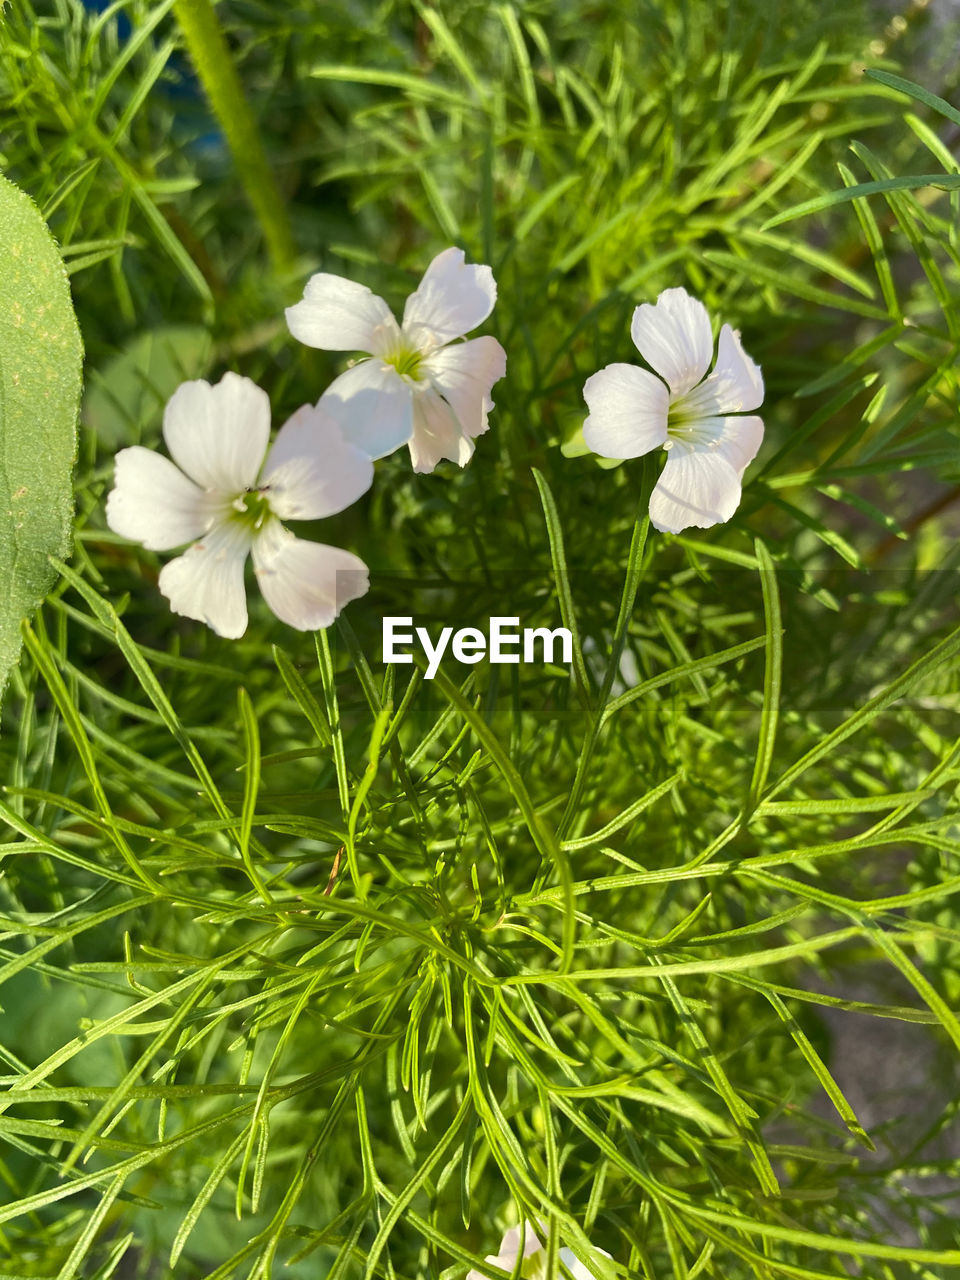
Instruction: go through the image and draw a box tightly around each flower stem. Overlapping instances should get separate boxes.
[173,0,296,275]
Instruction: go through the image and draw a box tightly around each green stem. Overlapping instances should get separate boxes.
[556,456,656,843]
[173,0,296,274]
[315,629,351,826]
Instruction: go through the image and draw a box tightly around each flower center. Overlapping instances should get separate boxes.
[383,343,424,381]
[230,487,273,531]
[665,397,717,449]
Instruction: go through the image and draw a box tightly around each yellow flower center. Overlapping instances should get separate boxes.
[666,397,717,449]
[383,344,424,381]
[231,488,273,531]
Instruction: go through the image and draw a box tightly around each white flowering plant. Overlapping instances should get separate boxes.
[2,3,960,1280]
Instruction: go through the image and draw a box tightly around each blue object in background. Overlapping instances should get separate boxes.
[81,0,226,158]
[82,0,133,41]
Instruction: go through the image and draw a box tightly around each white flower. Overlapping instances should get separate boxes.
[466,1222,611,1280]
[285,247,507,474]
[582,287,764,534]
[106,372,373,639]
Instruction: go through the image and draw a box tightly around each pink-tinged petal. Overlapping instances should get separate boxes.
[285,273,400,354]
[676,324,764,418]
[422,335,506,449]
[649,447,744,534]
[106,447,220,551]
[321,360,414,459]
[401,247,497,346]
[259,402,374,520]
[582,363,669,459]
[251,520,368,631]
[407,385,465,473]
[630,287,714,396]
[163,373,270,493]
[158,520,253,639]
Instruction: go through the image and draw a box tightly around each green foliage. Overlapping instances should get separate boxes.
[0,171,81,704]
[82,325,212,448]
[2,2,960,1279]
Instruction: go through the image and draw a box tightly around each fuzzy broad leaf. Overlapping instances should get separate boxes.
[0,172,82,702]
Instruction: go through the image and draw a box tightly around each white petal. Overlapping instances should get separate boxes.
[106,447,220,551]
[422,335,506,444]
[501,1223,544,1261]
[407,385,466,473]
[163,373,270,492]
[495,1227,524,1263]
[676,324,764,418]
[630,287,714,396]
[259,402,374,520]
[251,520,368,631]
[582,363,669,459]
[158,520,252,639]
[516,1225,544,1258]
[401,247,497,346]
[321,360,414,459]
[712,324,764,410]
[648,448,744,534]
[559,1246,613,1280]
[285,273,400,353]
[466,1257,512,1280]
[465,1224,553,1280]
[701,413,765,477]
